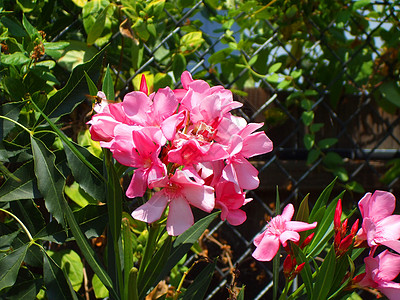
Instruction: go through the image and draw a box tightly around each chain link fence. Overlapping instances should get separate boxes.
[52,0,400,298]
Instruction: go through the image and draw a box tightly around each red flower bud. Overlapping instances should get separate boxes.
[351,219,359,236]
[334,199,342,231]
[283,255,293,278]
[300,232,315,249]
[341,219,348,236]
[140,74,148,95]
[295,262,306,274]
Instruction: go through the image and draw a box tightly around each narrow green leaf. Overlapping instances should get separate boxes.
[123,218,134,300]
[237,286,245,300]
[272,246,280,300]
[42,46,105,121]
[63,199,120,299]
[2,267,41,300]
[172,53,187,81]
[309,178,337,222]
[31,136,66,227]
[182,259,216,300]
[157,212,219,282]
[311,246,336,300]
[292,243,313,298]
[85,71,99,96]
[0,244,29,290]
[138,236,172,298]
[62,139,105,202]
[103,64,115,101]
[0,161,42,202]
[10,199,45,236]
[296,194,310,223]
[87,5,111,46]
[42,251,78,300]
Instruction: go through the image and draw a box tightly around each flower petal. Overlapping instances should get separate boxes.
[226,209,247,226]
[167,196,194,236]
[131,191,168,223]
[376,250,400,282]
[280,230,300,247]
[281,204,294,221]
[252,235,280,261]
[285,221,318,232]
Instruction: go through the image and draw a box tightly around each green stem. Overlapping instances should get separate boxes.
[137,223,159,283]
[0,208,34,242]
[127,267,139,300]
[0,115,32,135]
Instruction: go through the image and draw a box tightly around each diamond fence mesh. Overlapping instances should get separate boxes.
[52,0,400,298]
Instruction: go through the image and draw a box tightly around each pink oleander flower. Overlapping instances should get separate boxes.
[252,204,317,261]
[358,250,400,300]
[131,169,215,236]
[356,190,400,253]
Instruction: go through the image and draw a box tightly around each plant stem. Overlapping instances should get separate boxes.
[127,267,139,300]
[0,115,32,135]
[0,208,34,242]
[137,223,159,283]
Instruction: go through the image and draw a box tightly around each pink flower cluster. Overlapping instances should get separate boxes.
[354,190,400,299]
[89,72,273,236]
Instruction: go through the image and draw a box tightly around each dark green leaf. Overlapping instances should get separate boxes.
[43,251,78,300]
[0,101,25,140]
[85,71,98,96]
[22,14,38,38]
[318,138,338,149]
[122,218,134,300]
[31,136,66,227]
[0,231,20,251]
[62,140,105,202]
[296,194,310,223]
[304,134,314,150]
[34,204,108,243]
[0,244,29,291]
[182,259,216,300]
[309,177,337,222]
[172,53,187,81]
[42,47,105,121]
[0,160,42,202]
[0,16,27,37]
[292,243,313,298]
[301,111,314,126]
[10,199,45,236]
[307,149,320,165]
[2,267,41,300]
[311,246,336,300]
[138,236,172,298]
[157,212,219,282]
[103,65,115,101]
[208,48,233,65]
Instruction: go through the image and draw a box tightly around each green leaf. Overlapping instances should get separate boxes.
[323,152,343,168]
[0,16,27,37]
[310,123,324,133]
[62,139,105,202]
[10,199,45,236]
[0,160,42,202]
[157,212,219,282]
[311,246,336,300]
[380,158,400,184]
[63,196,120,299]
[172,53,187,81]
[87,4,112,46]
[122,218,134,300]
[1,52,31,65]
[296,194,310,223]
[31,136,66,227]
[292,243,313,298]
[2,267,41,300]
[0,101,25,140]
[237,286,245,300]
[318,138,338,149]
[268,62,282,74]
[138,236,172,298]
[42,46,105,121]
[379,81,400,108]
[345,181,365,193]
[208,48,233,65]
[85,71,99,96]
[307,149,320,165]
[103,64,115,101]
[48,249,84,292]
[353,0,371,10]
[182,259,216,300]
[22,14,38,38]
[266,73,280,83]
[304,134,314,150]
[301,111,314,126]
[309,177,337,222]
[180,31,204,54]
[42,251,78,300]
[65,182,97,207]
[92,273,109,298]
[0,244,29,291]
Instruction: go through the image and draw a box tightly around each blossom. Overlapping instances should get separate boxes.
[131,169,215,236]
[358,250,400,300]
[252,204,317,261]
[356,191,400,252]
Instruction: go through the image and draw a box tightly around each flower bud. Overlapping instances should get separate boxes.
[140,74,148,95]
[334,199,342,231]
[350,219,359,236]
[300,232,315,249]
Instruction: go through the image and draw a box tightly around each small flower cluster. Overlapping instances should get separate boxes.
[89,72,273,236]
[353,190,400,300]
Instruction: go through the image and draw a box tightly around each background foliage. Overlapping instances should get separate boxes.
[0,0,399,298]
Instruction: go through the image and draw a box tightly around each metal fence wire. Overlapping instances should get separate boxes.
[56,0,400,298]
